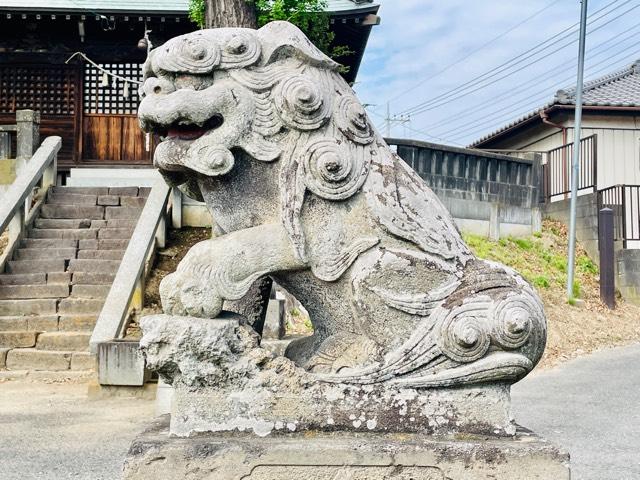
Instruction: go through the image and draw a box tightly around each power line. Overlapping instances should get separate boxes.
[398,0,632,117]
[418,21,640,132]
[430,37,640,138]
[384,0,563,104]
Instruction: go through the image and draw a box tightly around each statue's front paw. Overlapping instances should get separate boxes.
[160,272,224,318]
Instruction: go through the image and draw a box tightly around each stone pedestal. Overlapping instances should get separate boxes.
[123,416,570,480]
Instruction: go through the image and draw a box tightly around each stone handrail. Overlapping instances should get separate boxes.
[0,136,60,267]
[89,179,171,353]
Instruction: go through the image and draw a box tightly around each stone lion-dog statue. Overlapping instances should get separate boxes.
[137,21,546,389]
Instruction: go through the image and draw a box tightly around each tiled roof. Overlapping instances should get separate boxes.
[471,59,640,147]
[0,0,378,14]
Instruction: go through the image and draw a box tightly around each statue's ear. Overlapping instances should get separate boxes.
[257,21,340,70]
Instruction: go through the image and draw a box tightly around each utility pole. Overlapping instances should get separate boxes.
[385,101,411,138]
[567,0,588,301]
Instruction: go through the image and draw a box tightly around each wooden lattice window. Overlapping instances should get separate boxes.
[0,65,78,115]
[83,63,142,115]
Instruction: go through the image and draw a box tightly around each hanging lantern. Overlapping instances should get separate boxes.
[123,81,130,98]
[100,71,109,87]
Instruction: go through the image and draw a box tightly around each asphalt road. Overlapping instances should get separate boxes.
[512,343,640,480]
[0,381,154,480]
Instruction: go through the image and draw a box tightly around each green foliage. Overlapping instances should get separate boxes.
[572,280,581,299]
[188,0,206,28]
[533,275,550,289]
[512,237,533,251]
[187,0,352,69]
[577,255,598,275]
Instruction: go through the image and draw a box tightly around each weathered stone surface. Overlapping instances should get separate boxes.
[98,239,130,250]
[0,316,27,330]
[109,186,138,196]
[29,228,98,240]
[72,272,116,285]
[98,228,134,239]
[27,315,59,331]
[0,284,69,299]
[70,352,96,370]
[36,332,90,351]
[59,314,98,332]
[97,194,120,206]
[142,315,515,437]
[0,299,57,316]
[68,259,121,274]
[72,284,111,298]
[90,220,108,229]
[0,331,38,348]
[22,238,78,249]
[6,348,71,370]
[47,193,97,205]
[7,259,66,274]
[47,272,72,284]
[77,249,124,260]
[104,207,143,220]
[0,273,46,285]
[52,186,108,195]
[58,298,104,315]
[263,298,285,340]
[34,218,91,229]
[15,248,76,260]
[106,219,137,229]
[40,204,104,220]
[120,196,147,208]
[0,347,9,368]
[123,417,570,480]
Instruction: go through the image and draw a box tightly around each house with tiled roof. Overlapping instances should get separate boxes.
[471,59,640,191]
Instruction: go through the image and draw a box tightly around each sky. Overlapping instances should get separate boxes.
[354,0,640,147]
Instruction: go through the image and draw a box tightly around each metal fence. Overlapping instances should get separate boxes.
[597,185,640,246]
[543,134,597,200]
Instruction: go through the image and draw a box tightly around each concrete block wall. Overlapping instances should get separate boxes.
[542,193,600,262]
[616,249,640,305]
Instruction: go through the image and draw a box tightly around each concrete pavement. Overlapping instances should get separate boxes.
[512,343,640,480]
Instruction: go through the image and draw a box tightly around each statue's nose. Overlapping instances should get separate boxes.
[140,77,176,98]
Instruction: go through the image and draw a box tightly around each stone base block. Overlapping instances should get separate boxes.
[123,416,570,480]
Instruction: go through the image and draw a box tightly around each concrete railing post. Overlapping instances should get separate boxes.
[16,109,40,161]
[598,208,615,309]
[171,187,183,229]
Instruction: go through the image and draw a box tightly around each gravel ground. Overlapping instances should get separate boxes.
[0,381,154,480]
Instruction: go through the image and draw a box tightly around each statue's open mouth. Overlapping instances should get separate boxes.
[164,115,225,141]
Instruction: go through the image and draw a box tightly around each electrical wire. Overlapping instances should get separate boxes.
[398,0,633,117]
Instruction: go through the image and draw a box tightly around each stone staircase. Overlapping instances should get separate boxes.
[0,186,148,376]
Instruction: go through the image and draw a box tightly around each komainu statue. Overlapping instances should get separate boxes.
[137,21,547,437]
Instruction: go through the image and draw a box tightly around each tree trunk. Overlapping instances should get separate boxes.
[205,0,257,28]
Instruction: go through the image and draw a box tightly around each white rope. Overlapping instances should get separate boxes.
[64,51,143,85]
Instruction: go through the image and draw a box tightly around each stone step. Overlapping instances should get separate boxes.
[29,228,98,240]
[40,204,105,220]
[34,218,92,229]
[0,315,60,332]
[6,259,66,274]
[105,207,143,220]
[47,193,97,205]
[77,249,125,260]
[47,272,72,284]
[109,186,139,196]
[120,196,147,208]
[78,238,129,250]
[139,187,151,197]
[72,272,116,285]
[0,284,69,300]
[68,259,121,274]
[0,299,57,316]
[52,186,108,195]
[59,314,98,332]
[0,331,38,348]
[14,248,77,260]
[36,332,90,352]
[0,273,46,285]
[107,219,138,229]
[21,238,78,249]
[71,284,111,299]
[58,297,104,315]
[5,348,71,371]
[97,195,120,206]
[98,228,134,239]
[70,351,95,370]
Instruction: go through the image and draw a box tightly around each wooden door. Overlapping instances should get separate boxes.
[81,62,155,164]
[0,64,81,165]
